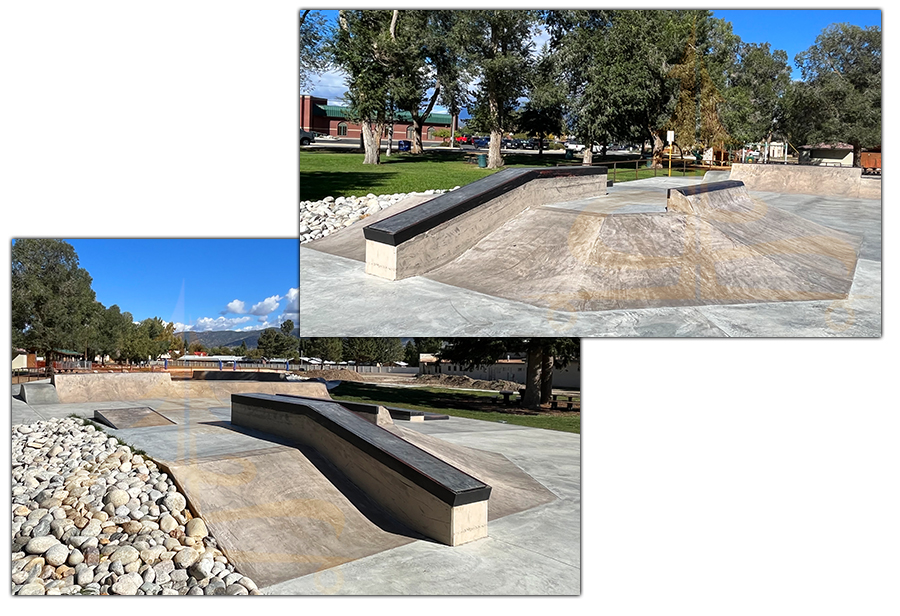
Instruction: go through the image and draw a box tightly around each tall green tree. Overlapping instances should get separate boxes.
[96,304,133,363]
[518,46,566,156]
[549,10,704,166]
[300,10,329,93]
[463,10,539,168]
[342,337,378,364]
[388,10,469,154]
[440,338,579,410]
[258,327,299,359]
[331,10,398,165]
[12,239,98,358]
[372,337,404,364]
[785,23,881,167]
[303,337,343,362]
[403,340,420,366]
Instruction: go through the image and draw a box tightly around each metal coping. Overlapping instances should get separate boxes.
[276,393,448,421]
[232,393,491,507]
[363,166,609,247]
[667,179,745,199]
[276,393,380,416]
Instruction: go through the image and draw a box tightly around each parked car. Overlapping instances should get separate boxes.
[502,138,522,149]
[522,138,547,150]
[300,129,316,146]
[455,134,472,145]
[473,136,491,148]
[565,140,585,152]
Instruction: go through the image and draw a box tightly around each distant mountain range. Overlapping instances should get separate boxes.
[178,328,299,349]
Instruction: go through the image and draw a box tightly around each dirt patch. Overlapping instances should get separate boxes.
[297,369,371,383]
[413,374,522,391]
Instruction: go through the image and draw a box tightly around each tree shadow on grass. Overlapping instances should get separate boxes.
[331,381,514,414]
[300,170,399,201]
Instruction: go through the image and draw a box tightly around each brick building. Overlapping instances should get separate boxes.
[300,95,453,142]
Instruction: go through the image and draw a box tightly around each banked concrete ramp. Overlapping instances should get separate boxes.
[160,394,558,588]
[304,171,861,312]
[730,162,879,198]
[424,180,861,311]
[51,372,331,404]
[17,382,61,405]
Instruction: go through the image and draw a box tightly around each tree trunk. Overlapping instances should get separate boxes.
[411,118,424,154]
[651,131,665,168]
[385,121,394,157]
[582,147,593,166]
[540,350,553,405]
[537,132,544,156]
[361,120,382,165]
[522,343,542,410]
[488,130,504,169]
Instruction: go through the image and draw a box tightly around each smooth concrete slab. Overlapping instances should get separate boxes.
[11,393,580,595]
[11,396,42,424]
[299,176,880,337]
[93,406,176,429]
[425,188,861,311]
[266,417,580,595]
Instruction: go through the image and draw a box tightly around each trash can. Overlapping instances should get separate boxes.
[565,149,574,160]
[477,154,487,168]
[398,140,411,152]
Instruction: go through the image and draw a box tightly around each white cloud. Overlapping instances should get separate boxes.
[249,294,282,316]
[192,316,252,332]
[284,288,299,311]
[224,299,246,314]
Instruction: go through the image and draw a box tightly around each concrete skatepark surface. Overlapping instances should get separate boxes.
[11,377,580,594]
[300,172,881,337]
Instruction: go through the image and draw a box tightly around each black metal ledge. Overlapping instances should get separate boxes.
[667,180,745,199]
[232,393,490,507]
[276,394,449,421]
[363,166,609,247]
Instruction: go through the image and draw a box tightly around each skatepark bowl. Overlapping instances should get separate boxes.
[12,373,580,595]
[299,164,881,337]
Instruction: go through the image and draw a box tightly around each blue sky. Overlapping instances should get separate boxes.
[60,239,298,333]
[305,9,882,110]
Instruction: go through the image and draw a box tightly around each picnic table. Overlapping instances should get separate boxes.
[551,393,577,411]
[498,390,517,406]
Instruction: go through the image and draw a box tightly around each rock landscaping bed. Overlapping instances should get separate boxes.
[11,417,260,595]
[299,189,457,243]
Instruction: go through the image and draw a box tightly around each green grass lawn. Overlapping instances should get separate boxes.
[300,150,496,201]
[330,381,581,434]
[300,149,706,201]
